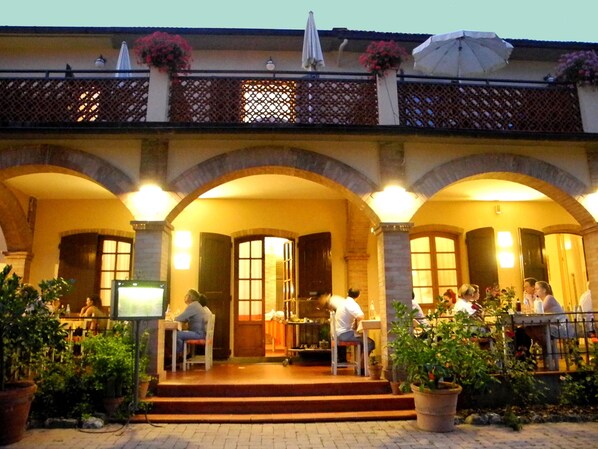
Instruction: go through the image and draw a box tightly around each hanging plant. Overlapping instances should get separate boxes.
[555,50,598,86]
[134,31,193,75]
[359,40,409,77]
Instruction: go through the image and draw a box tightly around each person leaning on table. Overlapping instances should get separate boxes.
[174,289,211,357]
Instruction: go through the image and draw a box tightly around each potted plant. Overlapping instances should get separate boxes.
[81,323,135,417]
[388,300,496,432]
[0,265,72,445]
[359,40,409,77]
[554,50,598,86]
[368,354,383,380]
[133,31,193,75]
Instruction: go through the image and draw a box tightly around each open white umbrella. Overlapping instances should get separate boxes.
[412,30,514,78]
[302,11,325,71]
[114,41,132,78]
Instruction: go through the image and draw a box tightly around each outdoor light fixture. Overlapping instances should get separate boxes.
[94,55,106,68]
[265,57,276,71]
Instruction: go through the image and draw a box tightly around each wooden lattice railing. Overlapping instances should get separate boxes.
[169,75,378,126]
[398,80,583,133]
[0,77,149,124]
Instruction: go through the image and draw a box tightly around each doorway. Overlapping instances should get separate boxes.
[234,236,294,358]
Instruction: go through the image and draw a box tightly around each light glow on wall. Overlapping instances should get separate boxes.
[498,251,515,268]
[126,184,175,221]
[173,230,192,270]
[369,186,420,222]
[497,231,513,248]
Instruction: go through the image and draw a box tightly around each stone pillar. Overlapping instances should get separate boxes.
[131,220,173,380]
[373,222,413,368]
[146,67,170,122]
[376,70,400,125]
[378,142,405,188]
[2,251,33,281]
[581,224,598,317]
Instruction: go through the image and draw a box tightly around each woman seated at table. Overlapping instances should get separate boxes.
[534,281,574,339]
[79,294,107,333]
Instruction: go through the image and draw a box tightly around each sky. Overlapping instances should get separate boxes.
[2,0,597,44]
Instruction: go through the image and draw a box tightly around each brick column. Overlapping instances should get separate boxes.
[345,202,371,313]
[581,224,598,315]
[131,220,173,380]
[2,251,33,281]
[373,222,413,369]
[345,253,370,313]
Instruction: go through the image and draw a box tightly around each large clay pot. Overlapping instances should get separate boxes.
[102,396,124,417]
[411,382,462,432]
[0,381,37,445]
[138,380,150,400]
[369,364,383,380]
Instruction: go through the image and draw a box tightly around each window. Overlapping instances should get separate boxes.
[242,80,296,123]
[410,233,461,305]
[237,239,264,321]
[98,237,133,306]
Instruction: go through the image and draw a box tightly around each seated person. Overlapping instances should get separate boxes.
[175,289,211,356]
[79,294,107,332]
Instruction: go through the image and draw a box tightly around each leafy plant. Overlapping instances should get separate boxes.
[559,343,598,406]
[359,40,408,77]
[555,50,598,86]
[0,265,72,391]
[134,31,193,74]
[389,300,496,392]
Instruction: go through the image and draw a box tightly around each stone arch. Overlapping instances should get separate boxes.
[409,152,595,227]
[166,146,379,223]
[0,144,136,253]
[230,228,299,241]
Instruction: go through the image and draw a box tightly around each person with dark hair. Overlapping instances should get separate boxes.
[175,289,211,355]
[523,277,537,312]
[347,288,360,299]
[79,294,107,332]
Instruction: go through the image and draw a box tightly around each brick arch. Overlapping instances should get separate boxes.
[409,153,595,227]
[0,144,136,253]
[231,228,299,240]
[166,146,379,222]
[0,144,135,195]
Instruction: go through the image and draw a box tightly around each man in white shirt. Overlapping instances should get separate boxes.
[579,282,595,334]
[317,290,375,356]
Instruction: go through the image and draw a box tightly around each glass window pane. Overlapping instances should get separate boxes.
[117,241,131,253]
[115,272,129,280]
[438,270,457,286]
[436,253,456,269]
[116,254,130,271]
[102,253,116,270]
[239,301,250,320]
[435,237,455,252]
[100,272,113,289]
[414,287,434,304]
[251,240,262,258]
[251,280,262,299]
[103,240,117,253]
[239,241,250,258]
[251,300,263,321]
[238,280,250,299]
[239,260,250,278]
[411,253,431,269]
[410,237,430,252]
[412,270,432,287]
[251,260,262,278]
[99,290,110,307]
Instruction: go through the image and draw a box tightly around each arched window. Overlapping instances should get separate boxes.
[410,232,461,308]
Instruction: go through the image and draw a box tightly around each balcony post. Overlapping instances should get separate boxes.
[146,67,170,122]
[578,85,598,133]
[376,70,400,125]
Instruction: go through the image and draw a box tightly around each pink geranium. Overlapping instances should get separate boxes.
[134,31,193,75]
[359,40,409,77]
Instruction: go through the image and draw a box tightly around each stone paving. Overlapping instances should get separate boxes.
[7,420,598,449]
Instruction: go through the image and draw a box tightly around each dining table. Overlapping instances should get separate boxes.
[359,319,381,376]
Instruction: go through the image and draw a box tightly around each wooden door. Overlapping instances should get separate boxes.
[234,237,265,357]
[297,232,332,298]
[199,232,232,360]
[520,228,548,282]
[465,227,498,292]
[58,233,99,313]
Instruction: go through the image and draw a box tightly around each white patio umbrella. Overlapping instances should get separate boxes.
[114,41,132,78]
[412,30,514,78]
[302,11,325,71]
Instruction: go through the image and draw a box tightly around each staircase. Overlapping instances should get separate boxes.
[132,373,416,423]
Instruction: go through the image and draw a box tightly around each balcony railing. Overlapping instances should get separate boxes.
[0,69,586,134]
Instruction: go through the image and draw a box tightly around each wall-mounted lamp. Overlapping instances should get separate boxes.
[173,230,192,270]
[265,56,276,71]
[94,55,107,68]
[498,252,515,268]
[497,231,513,248]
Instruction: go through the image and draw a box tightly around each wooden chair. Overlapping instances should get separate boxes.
[182,314,215,371]
[330,311,361,375]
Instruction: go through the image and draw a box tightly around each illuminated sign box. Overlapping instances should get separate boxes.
[110,280,168,320]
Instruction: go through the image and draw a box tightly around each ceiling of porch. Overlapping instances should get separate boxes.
[3,173,549,202]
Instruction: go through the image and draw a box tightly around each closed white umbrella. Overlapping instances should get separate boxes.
[412,30,514,78]
[302,11,325,71]
[114,41,132,78]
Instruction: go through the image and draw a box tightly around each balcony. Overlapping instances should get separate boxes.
[0,69,588,134]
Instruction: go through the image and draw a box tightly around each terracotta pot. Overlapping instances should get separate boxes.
[410,382,462,432]
[102,396,124,416]
[389,381,402,395]
[368,364,383,380]
[138,380,150,400]
[0,381,37,445]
